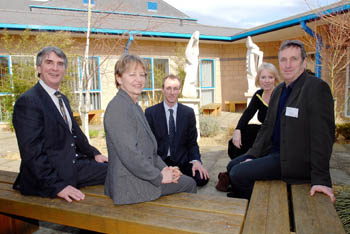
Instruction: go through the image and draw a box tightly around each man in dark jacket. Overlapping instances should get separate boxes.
[227,40,335,203]
[12,46,108,202]
[145,75,209,186]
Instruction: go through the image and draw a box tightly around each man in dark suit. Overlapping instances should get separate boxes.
[227,40,335,202]
[12,46,108,203]
[145,75,209,186]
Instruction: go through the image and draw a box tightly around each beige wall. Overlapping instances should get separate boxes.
[1,33,347,120]
[219,41,280,110]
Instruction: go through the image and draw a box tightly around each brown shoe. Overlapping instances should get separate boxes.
[215,172,229,192]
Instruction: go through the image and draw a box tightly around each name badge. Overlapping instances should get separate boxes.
[286,107,298,118]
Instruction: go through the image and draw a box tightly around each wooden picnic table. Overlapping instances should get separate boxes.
[242,180,346,234]
[0,170,248,234]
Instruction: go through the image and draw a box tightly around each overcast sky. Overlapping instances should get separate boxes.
[163,0,342,29]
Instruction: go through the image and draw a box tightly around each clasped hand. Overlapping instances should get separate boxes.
[161,166,182,184]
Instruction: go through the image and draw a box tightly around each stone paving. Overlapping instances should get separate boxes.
[0,111,350,233]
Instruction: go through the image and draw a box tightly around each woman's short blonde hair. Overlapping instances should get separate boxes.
[114,54,147,88]
[255,62,281,87]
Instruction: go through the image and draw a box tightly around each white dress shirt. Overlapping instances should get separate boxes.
[39,79,72,131]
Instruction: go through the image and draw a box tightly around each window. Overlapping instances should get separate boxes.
[0,54,101,122]
[140,58,169,107]
[0,55,36,122]
[11,56,36,82]
[147,2,158,12]
[68,56,102,111]
[0,57,10,122]
[83,0,95,6]
[199,59,215,106]
[0,56,10,91]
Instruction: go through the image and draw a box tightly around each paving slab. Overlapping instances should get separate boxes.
[0,112,350,233]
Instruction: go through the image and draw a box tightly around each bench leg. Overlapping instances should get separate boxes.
[0,212,39,234]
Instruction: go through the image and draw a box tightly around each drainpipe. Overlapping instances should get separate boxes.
[125,33,134,54]
[300,21,322,78]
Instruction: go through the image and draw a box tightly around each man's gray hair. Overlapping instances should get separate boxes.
[278,40,307,61]
[36,46,68,68]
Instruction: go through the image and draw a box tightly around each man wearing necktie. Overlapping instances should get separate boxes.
[145,75,209,186]
[12,46,108,203]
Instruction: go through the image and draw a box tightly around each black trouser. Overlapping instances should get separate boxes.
[226,152,281,199]
[164,157,209,187]
[75,158,108,188]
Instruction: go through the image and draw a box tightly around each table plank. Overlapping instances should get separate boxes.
[291,184,346,234]
[82,185,248,216]
[0,170,17,184]
[0,182,247,234]
[242,180,290,234]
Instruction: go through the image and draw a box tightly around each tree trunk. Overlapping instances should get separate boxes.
[79,0,92,141]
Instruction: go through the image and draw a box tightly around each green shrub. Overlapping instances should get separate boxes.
[89,129,99,138]
[335,187,350,233]
[336,123,350,140]
[199,115,220,137]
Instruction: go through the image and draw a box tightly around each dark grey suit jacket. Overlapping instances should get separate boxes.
[104,89,167,205]
[247,71,335,187]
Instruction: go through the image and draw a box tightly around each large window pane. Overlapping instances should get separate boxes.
[200,60,214,88]
[140,58,169,108]
[0,57,10,121]
[154,58,169,89]
[81,92,101,110]
[201,89,214,106]
[88,57,100,91]
[66,57,80,92]
[139,91,152,109]
[199,59,215,105]
[0,95,10,122]
[142,58,152,89]
[11,56,35,80]
[67,57,101,111]
[0,57,10,90]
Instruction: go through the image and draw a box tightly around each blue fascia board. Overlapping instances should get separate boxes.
[0,23,232,40]
[230,4,350,41]
[29,5,197,22]
[129,30,232,40]
[0,23,129,35]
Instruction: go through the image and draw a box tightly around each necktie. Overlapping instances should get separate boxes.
[168,109,176,156]
[54,91,69,125]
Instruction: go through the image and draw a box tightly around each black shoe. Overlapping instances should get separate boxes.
[227,184,233,192]
[226,191,238,198]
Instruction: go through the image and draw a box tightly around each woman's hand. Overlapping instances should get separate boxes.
[232,129,242,148]
[162,167,182,184]
[161,167,173,184]
[169,166,182,183]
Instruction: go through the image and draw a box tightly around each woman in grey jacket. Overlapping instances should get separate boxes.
[104,54,196,205]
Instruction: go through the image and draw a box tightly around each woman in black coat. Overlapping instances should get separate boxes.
[229,62,280,159]
[217,62,280,192]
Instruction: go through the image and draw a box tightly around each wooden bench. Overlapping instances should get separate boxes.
[242,180,346,234]
[73,109,104,125]
[201,103,222,116]
[0,170,248,234]
[225,101,247,112]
